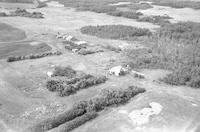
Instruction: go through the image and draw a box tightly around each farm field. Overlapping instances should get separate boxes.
[0,0,200,132]
[0,22,26,42]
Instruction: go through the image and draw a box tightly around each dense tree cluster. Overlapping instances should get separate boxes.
[81,25,152,40]
[108,10,142,19]
[123,22,200,88]
[156,22,200,44]
[137,15,171,26]
[163,66,200,88]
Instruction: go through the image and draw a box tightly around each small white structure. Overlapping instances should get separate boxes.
[72,49,79,53]
[132,70,145,79]
[74,41,87,45]
[109,66,128,76]
[63,35,75,41]
[47,71,53,77]
[46,1,65,7]
[128,102,163,126]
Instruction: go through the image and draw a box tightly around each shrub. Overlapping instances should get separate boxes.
[57,112,98,132]
[52,66,77,78]
[80,25,152,40]
[46,78,65,92]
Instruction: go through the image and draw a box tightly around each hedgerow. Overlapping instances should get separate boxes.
[27,86,145,132]
[26,108,86,132]
[7,51,62,62]
[57,112,98,132]
[47,66,107,96]
[58,76,107,96]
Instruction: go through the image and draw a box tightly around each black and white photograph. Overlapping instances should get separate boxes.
[0,0,200,132]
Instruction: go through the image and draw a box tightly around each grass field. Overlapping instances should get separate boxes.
[0,41,51,59]
[0,0,32,3]
[0,22,26,42]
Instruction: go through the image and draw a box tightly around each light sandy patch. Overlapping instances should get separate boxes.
[128,102,162,126]
[109,2,131,6]
[29,41,43,45]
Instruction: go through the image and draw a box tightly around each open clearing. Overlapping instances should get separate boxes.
[0,0,200,132]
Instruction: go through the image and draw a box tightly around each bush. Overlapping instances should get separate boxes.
[80,25,152,40]
[57,112,98,132]
[46,78,65,92]
[52,66,77,78]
